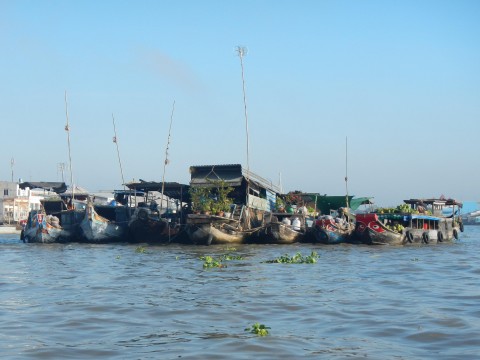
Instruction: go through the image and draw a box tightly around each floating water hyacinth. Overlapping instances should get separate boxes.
[264,251,319,264]
[135,246,147,253]
[200,253,245,268]
[245,323,270,336]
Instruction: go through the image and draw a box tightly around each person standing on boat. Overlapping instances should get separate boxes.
[417,201,426,213]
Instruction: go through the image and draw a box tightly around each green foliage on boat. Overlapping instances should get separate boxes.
[376,204,431,215]
[385,223,404,233]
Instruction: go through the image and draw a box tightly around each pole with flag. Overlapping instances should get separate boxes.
[160,100,176,212]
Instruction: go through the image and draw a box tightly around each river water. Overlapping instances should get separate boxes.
[1,226,480,359]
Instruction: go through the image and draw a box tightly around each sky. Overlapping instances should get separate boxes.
[0,0,479,207]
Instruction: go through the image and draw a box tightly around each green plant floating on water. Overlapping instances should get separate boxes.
[135,246,147,253]
[245,323,270,336]
[222,254,244,261]
[200,253,245,268]
[200,255,225,268]
[264,251,319,264]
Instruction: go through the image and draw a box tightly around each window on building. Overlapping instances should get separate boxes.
[3,189,8,196]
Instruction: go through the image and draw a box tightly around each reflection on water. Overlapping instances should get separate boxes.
[1,227,480,359]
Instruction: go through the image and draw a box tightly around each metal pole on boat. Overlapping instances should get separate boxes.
[160,100,175,213]
[237,46,250,176]
[64,91,75,203]
[112,114,126,190]
[345,136,349,209]
[237,46,251,220]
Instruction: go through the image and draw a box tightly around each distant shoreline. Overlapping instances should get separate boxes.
[0,226,21,234]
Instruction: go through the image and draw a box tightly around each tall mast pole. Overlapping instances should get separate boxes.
[112,114,126,189]
[236,46,250,177]
[160,100,175,212]
[345,136,349,209]
[64,91,75,202]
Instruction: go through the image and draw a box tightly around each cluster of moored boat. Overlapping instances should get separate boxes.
[19,164,464,246]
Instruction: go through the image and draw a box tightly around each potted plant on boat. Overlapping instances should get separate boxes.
[214,180,234,217]
[189,187,213,214]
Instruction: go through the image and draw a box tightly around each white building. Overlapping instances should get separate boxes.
[0,181,52,225]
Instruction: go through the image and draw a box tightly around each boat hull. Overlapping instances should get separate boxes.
[23,223,64,243]
[128,207,188,244]
[261,222,304,244]
[186,214,251,245]
[313,218,354,244]
[79,204,129,243]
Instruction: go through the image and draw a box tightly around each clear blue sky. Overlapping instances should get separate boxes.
[1,0,479,206]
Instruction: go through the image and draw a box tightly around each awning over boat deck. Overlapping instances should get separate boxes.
[60,185,90,198]
[349,197,374,210]
[411,214,441,221]
[125,180,190,201]
[404,198,463,208]
[19,181,67,194]
[377,213,441,221]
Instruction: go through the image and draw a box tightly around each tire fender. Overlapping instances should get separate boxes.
[406,231,414,243]
[422,232,429,244]
[437,231,444,242]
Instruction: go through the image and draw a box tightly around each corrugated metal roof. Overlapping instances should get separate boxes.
[189,164,281,194]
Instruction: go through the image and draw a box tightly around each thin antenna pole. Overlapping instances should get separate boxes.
[160,100,176,212]
[236,46,250,176]
[58,162,66,182]
[10,158,14,182]
[278,172,283,194]
[345,136,349,209]
[64,91,75,202]
[112,114,126,188]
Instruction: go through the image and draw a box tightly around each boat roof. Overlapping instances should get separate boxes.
[189,164,281,194]
[373,213,441,221]
[125,180,190,201]
[60,185,90,198]
[19,181,67,194]
[411,214,441,221]
[404,198,463,207]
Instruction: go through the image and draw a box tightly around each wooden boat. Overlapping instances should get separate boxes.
[403,198,464,242]
[79,199,130,243]
[355,198,464,245]
[19,182,86,243]
[186,164,281,245]
[313,208,356,244]
[259,212,310,244]
[22,210,64,243]
[187,210,262,245]
[126,181,190,243]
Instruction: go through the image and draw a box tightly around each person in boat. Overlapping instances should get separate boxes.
[417,201,426,213]
[149,200,158,212]
[67,198,74,210]
[298,205,309,215]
